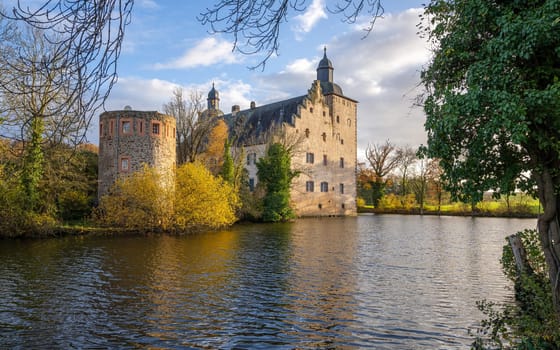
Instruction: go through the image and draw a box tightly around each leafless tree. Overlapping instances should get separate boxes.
[395,145,417,196]
[164,87,217,164]
[365,140,398,182]
[199,0,384,69]
[0,0,133,143]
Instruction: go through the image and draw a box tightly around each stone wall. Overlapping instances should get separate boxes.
[98,110,176,198]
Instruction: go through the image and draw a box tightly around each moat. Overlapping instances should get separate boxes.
[0,215,534,349]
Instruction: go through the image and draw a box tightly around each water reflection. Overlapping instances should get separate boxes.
[0,215,535,349]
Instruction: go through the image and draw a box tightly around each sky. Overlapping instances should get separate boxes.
[97,0,431,158]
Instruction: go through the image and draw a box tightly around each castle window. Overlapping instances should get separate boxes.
[121,120,131,135]
[323,155,328,166]
[247,153,257,165]
[305,128,310,138]
[340,183,345,194]
[139,121,143,135]
[340,157,344,168]
[152,121,160,135]
[323,111,326,117]
[310,107,314,113]
[249,178,255,192]
[320,182,329,192]
[306,152,314,164]
[99,123,103,138]
[119,157,130,172]
[173,127,176,139]
[318,203,322,209]
[341,139,344,145]
[110,120,114,136]
[322,132,327,142]
[347,118,352,127]
[306,181,314,192]
[336,115,340,123]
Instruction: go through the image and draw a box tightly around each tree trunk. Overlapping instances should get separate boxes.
[534,169,560,319]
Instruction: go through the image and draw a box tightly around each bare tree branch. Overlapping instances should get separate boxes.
[0,0,133,144]
[199,0,383,70]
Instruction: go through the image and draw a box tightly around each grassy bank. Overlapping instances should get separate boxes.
[358,194,540,218]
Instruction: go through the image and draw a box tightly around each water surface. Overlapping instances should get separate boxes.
[0,215,535,348]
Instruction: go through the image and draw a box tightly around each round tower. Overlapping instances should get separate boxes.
[98,109,176,198]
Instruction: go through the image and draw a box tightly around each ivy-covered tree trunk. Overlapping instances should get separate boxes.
[21,115,44,212]
[534,169,560,316]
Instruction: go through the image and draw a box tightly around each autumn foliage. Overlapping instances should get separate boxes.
[97,162,239,231]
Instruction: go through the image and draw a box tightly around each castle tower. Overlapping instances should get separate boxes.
[317,47,333,83]
[207,83,220,111]
[98,108,176,198]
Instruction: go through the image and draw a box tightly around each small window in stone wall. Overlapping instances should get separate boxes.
[336,115,340,123]
[340,157,344,168]
[152,121,160,135]
[120,157,130,172]
[306,152,314,164]
[341,139,344,145]
[139,121,144,135]
[99,123,103,138]
[310,107,314,113]
[347,118,352,127]
[323,155,327,166]
[322,132,327,142]
[320,182,329,192]
[306,181,314,192]
[121,120,131,135]
[305,128,310,138]
[340,183,344,194]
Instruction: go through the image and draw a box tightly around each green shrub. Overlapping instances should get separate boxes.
[473,229,560,349]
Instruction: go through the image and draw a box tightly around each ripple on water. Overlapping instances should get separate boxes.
[0,216,535,349]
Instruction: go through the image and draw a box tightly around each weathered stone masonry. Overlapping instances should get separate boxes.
[98,110,176,198]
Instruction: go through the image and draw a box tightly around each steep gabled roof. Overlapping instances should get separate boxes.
[223,95,306,145]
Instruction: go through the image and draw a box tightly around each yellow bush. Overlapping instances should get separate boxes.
[96,165,173,231]
[174,162,239,230]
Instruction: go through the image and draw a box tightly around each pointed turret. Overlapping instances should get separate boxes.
[317,47,334,83]
[207,83,220,110]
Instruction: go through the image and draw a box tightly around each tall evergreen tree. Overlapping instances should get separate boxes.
[256,143,298,222]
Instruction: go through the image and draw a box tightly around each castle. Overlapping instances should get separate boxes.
[98,49,357,216]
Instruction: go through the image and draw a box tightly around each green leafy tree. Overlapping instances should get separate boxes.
[256,143,299,222]
[421,0,560,315]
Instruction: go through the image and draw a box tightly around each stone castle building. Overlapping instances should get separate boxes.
[217,48,358,216]
[98,49,357,216]
[98,108,176,198]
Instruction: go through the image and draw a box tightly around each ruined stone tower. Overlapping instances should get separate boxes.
[98,108,176,198]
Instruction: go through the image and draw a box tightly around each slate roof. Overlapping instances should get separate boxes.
[223,95,306,145]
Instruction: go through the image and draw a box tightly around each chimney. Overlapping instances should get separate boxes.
[232,105,240,116]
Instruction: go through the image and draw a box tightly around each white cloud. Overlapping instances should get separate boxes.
[153,37,239,69]
[248,7,430,151]
[292,0,328,38]
[138,0,159,9]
